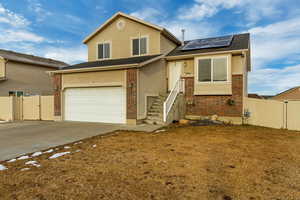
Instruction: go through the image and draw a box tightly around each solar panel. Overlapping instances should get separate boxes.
[181,35,233,51]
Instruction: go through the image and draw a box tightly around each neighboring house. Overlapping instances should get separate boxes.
[271,86,300,101]
[0,49,67,96]
[248,93,263,99]
[49,12,251,125]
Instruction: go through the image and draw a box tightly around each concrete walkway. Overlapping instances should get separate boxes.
[0,121,162,161]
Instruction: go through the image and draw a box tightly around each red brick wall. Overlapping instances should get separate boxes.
[126,68,137,119]
[53,74,62,116]
[184,75,243,117]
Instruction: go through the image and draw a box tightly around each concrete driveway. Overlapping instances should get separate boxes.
[0,121,162,161]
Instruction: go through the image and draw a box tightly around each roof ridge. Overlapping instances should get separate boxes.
[0,49,67,65]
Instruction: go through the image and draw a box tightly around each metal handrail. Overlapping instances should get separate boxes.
[163,79,184,122]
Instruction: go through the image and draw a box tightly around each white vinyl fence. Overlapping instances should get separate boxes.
[244,98,300,131]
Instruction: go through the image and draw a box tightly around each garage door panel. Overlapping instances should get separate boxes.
[64,87,126,123]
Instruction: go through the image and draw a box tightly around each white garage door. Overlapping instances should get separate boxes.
[64,87,126,123]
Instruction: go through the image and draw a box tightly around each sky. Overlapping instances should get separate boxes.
[0,0,299,95]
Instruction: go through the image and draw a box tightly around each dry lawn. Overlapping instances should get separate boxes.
[0,125,300,200]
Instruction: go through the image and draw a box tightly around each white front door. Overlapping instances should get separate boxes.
[64,87,126,124]
[168,62,182,91]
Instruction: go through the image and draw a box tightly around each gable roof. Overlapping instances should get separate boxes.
[0,49,68,68]
[167,33,250,57]
[83,12,181,45]
[273,86,300,97]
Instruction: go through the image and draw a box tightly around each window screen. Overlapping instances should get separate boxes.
[140,37,147,54]
[104,43,110,58]
[198,59,211,82]
[213,58,227,81]
[132,39,139,56]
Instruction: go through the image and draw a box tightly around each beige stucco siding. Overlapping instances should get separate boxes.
[0,58,5,78]
[137,59,166,119]
[160,35,177,55]
[62,70,126,89]
[87,16,161,61]
[0,61,54,96]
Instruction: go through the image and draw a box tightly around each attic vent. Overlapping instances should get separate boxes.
[116,20,125,30]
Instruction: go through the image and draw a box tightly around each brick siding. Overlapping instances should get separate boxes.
[126,68,137,119]
[184,75,243,117]
[53,74,62,116]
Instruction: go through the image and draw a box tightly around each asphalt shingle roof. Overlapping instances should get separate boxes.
[167,33,250,57]
[63,54,161,70]
[0,49,68,68]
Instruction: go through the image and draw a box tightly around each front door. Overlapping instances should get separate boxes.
[168,62,182,91]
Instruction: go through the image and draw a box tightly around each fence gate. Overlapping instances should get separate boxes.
[40,96,54,121]
[286,101,300,131]
[23,96,41,120]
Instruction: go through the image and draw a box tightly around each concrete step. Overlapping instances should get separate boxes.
[147,112,162,116]
[147,116,163,121]
[144,119,165,125]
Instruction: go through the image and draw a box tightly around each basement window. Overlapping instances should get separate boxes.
[132,36,148,56]
[197,57,228,83]
[97,42,111,59]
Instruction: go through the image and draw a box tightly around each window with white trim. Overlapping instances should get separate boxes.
[132,37,147,56]
[198,57,228,82]
[97,42,110,59]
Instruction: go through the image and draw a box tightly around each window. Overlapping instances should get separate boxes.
[9,91,23,97]
[198,57,228,82]
[132,37,148,56]
[97,42,110,59]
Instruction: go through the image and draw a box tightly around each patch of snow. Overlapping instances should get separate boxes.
[7,159,16,163]
[21,168,30,171]
[49,152,70,159]
[25,161,37,165]
[92,144,97,148]
[44,149,54,153]
[64,146,71,149]
[155,129,166,133]
[75,150,81,152]
[0,164,7,171]
[17,155,30,160]
[74,141,82,145]
[31,152,42,157]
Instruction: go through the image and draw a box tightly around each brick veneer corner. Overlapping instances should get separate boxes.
[184,75,243,117]
[126,68,137,119]
[53,74,62,116]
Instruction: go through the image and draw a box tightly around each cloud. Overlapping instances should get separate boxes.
[248,16,300,68]
[27,0,52,22]
[130,8,216,40]
[249,64,300,95]
[179,0,282,25]
[0,29,44,43]
[43,46,87,64]
[0,3,30,27]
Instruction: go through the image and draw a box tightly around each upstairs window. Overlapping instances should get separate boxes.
[132,37,148,56]
[97,42,111,59]
[198,57,228,82]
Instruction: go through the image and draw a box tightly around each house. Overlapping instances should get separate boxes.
[271,86,300,101]
[0,49,67,96]
[248,93,263,99]
[49,12,251,125]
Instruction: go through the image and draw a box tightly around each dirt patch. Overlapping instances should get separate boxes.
[0,125,300,199]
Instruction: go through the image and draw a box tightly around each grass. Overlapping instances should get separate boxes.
[0,125,300,199]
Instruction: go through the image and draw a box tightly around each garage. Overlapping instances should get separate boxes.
[64,87,126,123]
